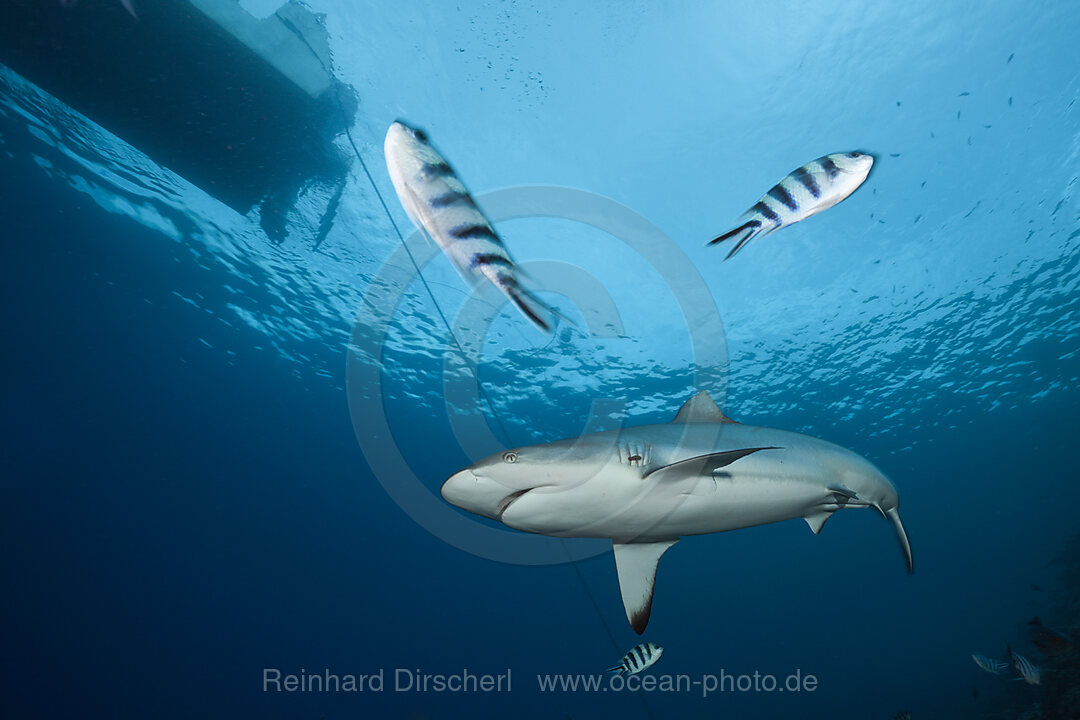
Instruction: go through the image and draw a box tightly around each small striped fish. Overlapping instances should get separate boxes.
[1008,645,1041,685]
[608,642,663,676]
[971,652,1010,675]
[895,712,912,720]
[708,152,874,260]
[384,121,558,332]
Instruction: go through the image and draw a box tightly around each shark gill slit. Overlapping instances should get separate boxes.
[344,128,653,717]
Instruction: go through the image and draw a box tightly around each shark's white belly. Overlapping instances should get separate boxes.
[499,449,839,541]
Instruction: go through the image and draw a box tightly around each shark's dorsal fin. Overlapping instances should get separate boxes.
[643,447,781,480]
[672,391,737,424]
[612,539,678,635]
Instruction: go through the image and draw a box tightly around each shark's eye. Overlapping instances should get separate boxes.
[847,151,862,158]
[502,451,518,463]
[413,129,428,142]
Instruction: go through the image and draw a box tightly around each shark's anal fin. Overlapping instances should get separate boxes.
[804,510,834,535]
[672,391,738,424]
[612,540,678,635]
[643,447,781,480]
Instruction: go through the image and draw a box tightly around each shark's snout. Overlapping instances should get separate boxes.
[441,468,527,521]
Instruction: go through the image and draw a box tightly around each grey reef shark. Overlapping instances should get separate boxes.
[442,391,913,633]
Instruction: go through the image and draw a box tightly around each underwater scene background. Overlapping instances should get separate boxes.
[1,1,1079,718]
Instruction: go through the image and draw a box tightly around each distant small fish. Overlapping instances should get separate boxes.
[384,121,561,332]
[889,153,901,158]
[1028,616,1074,654]
[1008,644,1041,685]
[708,152,874,260]
[895,712,912,720]
[608,642,663,676]
[972,652,1009,675]
[1007,53,1015,64]
[959,91,970,97]
[1031,583,1041,591]
[1008,97,1013,107]
[972,686,979,700]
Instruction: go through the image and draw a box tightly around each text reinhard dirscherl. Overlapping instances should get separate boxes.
[263,668,819,697]
[263,668,511,694]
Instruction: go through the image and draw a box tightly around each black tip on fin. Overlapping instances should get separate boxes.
[708,221,759,260]
[630,601,652,636]
[708,221,752,245]
[506,286,552,333]
[723,232,756,260]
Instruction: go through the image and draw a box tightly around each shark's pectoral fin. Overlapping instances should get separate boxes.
[672,390,738,424]
[804,509,834,535]
[612,539,678,635]
[643,447,781,480]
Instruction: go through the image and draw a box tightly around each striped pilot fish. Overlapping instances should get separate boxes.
[971,652,1010,675]
[608,642,663,677]
[708,152,874,260]
[894,713,912,720]
[1007,645,1041,685]
[384,120,558,332]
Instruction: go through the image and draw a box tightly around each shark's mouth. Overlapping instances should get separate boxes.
[495,486,553,522]
[496,488,532,522]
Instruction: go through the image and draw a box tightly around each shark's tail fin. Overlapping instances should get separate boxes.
[884,506,914,575]
[708,220,765,260]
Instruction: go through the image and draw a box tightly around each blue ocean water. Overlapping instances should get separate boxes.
[2,1,1079,718]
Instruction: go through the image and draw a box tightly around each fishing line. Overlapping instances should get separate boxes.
[287,19,648,712]
[344,127,513,446]
[343,125,653,719]
[280,36,648,716]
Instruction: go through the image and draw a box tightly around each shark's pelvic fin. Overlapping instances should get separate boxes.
[672,390,738,424]
[644,447,781,480]
[612,539,678,635]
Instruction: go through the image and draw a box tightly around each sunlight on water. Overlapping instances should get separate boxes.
[3,2,1077,447]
